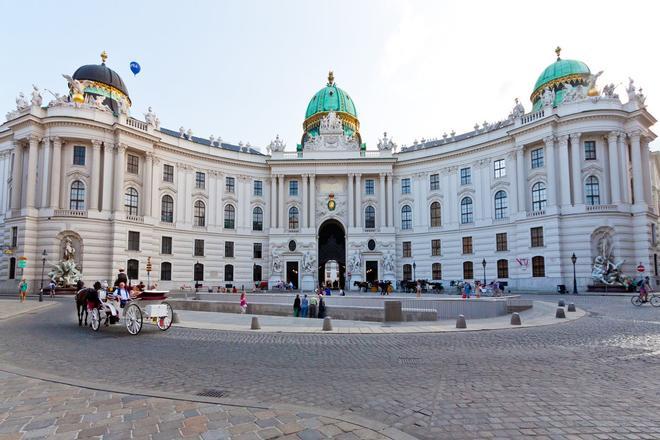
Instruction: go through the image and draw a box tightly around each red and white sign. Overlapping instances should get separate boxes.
[637,263,645,273]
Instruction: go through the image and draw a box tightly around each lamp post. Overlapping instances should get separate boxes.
[571,253,578,295]
[481,258,487,286]
[39,250,47,302]
[412,261,416,282]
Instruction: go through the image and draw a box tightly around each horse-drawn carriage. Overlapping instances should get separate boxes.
[77,288,173,335]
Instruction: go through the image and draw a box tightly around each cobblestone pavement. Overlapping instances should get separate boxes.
[0,295,659,439]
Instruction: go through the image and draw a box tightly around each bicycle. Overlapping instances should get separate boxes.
[631,292,660,307]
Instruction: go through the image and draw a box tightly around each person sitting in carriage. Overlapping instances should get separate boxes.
[113,281,131,311]
[97,280,119,322]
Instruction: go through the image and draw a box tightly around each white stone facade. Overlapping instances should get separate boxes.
[1,68,658,293]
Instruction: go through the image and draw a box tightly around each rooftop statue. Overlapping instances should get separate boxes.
[31,85,43,107]
[62,74,85,96]
[602,83,619,99]
[15,93,28,111]
[268,134,286,153]
[144,106,160,128]
[585,70,604,95]
[377,131,396,151]
[509,98,525,119]
[541,87,555,107]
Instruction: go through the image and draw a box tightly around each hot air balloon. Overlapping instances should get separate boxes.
[130,61,141,76]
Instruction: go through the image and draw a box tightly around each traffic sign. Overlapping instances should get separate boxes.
[17,256,27,269]
[637,263,645,273]
[146,256,152,272]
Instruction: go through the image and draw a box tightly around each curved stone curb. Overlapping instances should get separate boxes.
[0,361,418,440]
[0,299,55,320]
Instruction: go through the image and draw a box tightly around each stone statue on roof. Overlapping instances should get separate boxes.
[31,85,43,107]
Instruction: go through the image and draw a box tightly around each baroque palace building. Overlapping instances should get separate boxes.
[0,49,658,292]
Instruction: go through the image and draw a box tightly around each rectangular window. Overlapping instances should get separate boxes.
[460,167,471,185]
[531,148,544,169]
[161,236,172,255]
[254,180,263,197]
[225,176,235,193]
[127,154,139,174]
[73,146,86,166]
[225,241,234,258]
[401,178,411,194]
[163,164,174,183]
[463,261,474,280]
[402,241,412,258]
[497,259,509,278]
[289,180,298,196]
[462,236,473,254]
[11,227,17,248]
[429,174,440,191]
[432,263,442,280]
[365,179,375,195]
[496,233,508,252]
[128,231,140,251]
[160,262,172,281]
[194,239,204,257]
[253,243,262,259]
[431,239,441,256]
[530,227,544,248]
[195,172,206,189]
[494,159,506,178]
[532,256,545,277]
[584,141,597,160]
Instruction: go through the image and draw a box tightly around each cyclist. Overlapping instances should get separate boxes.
[638,276,650,303]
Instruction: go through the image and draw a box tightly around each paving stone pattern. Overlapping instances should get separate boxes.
[1,295,659,439]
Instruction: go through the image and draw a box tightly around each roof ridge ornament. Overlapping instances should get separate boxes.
[327,70,335,86]
[100,50,108,65]
[555,46,561,61]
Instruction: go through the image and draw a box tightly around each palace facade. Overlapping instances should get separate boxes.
[1,50,658,292]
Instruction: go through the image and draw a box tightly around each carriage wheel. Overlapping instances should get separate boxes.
[125,304,143,335]
[90,308,101,332]
[157,302,174,331]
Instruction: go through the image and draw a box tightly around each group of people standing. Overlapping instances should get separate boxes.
[292,291,327,318]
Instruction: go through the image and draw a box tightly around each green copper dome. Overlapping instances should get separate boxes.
[305,75,357,119]
[532,59,590,94]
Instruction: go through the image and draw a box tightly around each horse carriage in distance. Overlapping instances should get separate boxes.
[399,280,444,294]
[76,284,174,335]
[352,280,394,294]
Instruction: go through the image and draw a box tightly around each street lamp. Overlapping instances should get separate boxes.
[571,253,578,295]
[481,258,487,286]
[39,249,47,302]
[412,261,416,282]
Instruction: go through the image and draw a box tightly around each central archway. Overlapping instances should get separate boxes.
[318,219,346,289]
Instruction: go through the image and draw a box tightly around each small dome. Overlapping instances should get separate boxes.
[532,58,590,95]
[71,51,130,113]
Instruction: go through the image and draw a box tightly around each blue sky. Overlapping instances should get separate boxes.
[2,0,658,151]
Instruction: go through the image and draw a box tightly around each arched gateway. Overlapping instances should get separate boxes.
[318,219,346,289]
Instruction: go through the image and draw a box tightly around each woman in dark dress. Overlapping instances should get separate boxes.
[318,296,326,319]
[293,294,301,317]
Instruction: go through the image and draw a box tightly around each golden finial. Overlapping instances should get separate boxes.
[555,46,561,61]
[100,50,108,64]
[327,70,335,86]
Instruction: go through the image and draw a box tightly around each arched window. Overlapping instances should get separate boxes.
[585,176,600,205]
[252,207,263,231]
[194,200,206,227]
[194,262,204,281]
[125,187,139,216]
[224,204,235,229]
[224,264,234,282]
[288,206,299,230]
[463,261,474,279]
[430,202,441,227]
[460,197,473,224]
[161,195,174,223]
[531,182,546,211]
[494,190,508,219]
[127,259,139,281]
[364,205,376,229]
[8,257,16,280]
[532,256,545,277]
[402,264,412,281]
[70,180,85,210]
[497,259,509,278]
[401,205,412,230]
[432,263,442,280]
[160,262,172,281]
[253,264,262,282]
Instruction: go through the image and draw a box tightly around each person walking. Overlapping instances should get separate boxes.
[239,292,248,314]
[293,294,301,317]
[301,294,309,318]
[318,295,326,319]
[464,281,473,299]
[416,281,422,298]
[48,280,56,298]
[18,277,28,302]
[308,294,318,318]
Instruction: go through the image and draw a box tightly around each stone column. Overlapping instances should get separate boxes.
[25,136,39,208]
[270,175,277,227]
[184,167,193,223]
[515,146,526,212]
[480,160,491,219]
[543,136,557,207]
[379,173,386,228]
[89,140,102,211]
[40,137,51,209]
[50,138,62,209]
[641,137,652,206]
[301,174,307,228]
[557,135,571,207]
[278,174,285,229]
[151,157,161,219]
[507,153,518,214]
[386,173,394,227]
[618,133,631,204]
[569,132,583,205]
[10,141,23,211]
[176,165,186,223]
[630,131,644,206]
[113,144,126,212]
[142,152,153,217]
[347,173,354,228]
[309,174,316,229]
[101,142,113,211]
[607,132,621,204]
[355,174,362,228]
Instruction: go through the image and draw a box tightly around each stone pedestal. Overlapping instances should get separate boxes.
[301,274,315,292]
[268,274,283,289]
[349,274,362,291]
[384,300,403,322]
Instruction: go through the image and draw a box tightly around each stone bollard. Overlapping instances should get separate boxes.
[172,312,180,324]
[322,317,333,331]
[556,307,566,319]
[567,303,576,312]
[250,316,261,330]
[456,314,467,329]
[510,312,521,325]
[558,299,565,307]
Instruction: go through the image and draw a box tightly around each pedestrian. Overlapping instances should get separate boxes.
[464,282,472,299]
[318,295,326,319]
[308,294,318,318]
[114,268,128,287]
[48,280,56,298]
[416,281,422,298]
[293,294,301,317]
[239,292,248,314]
[18,277,28,302]
[301,294,309,318]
